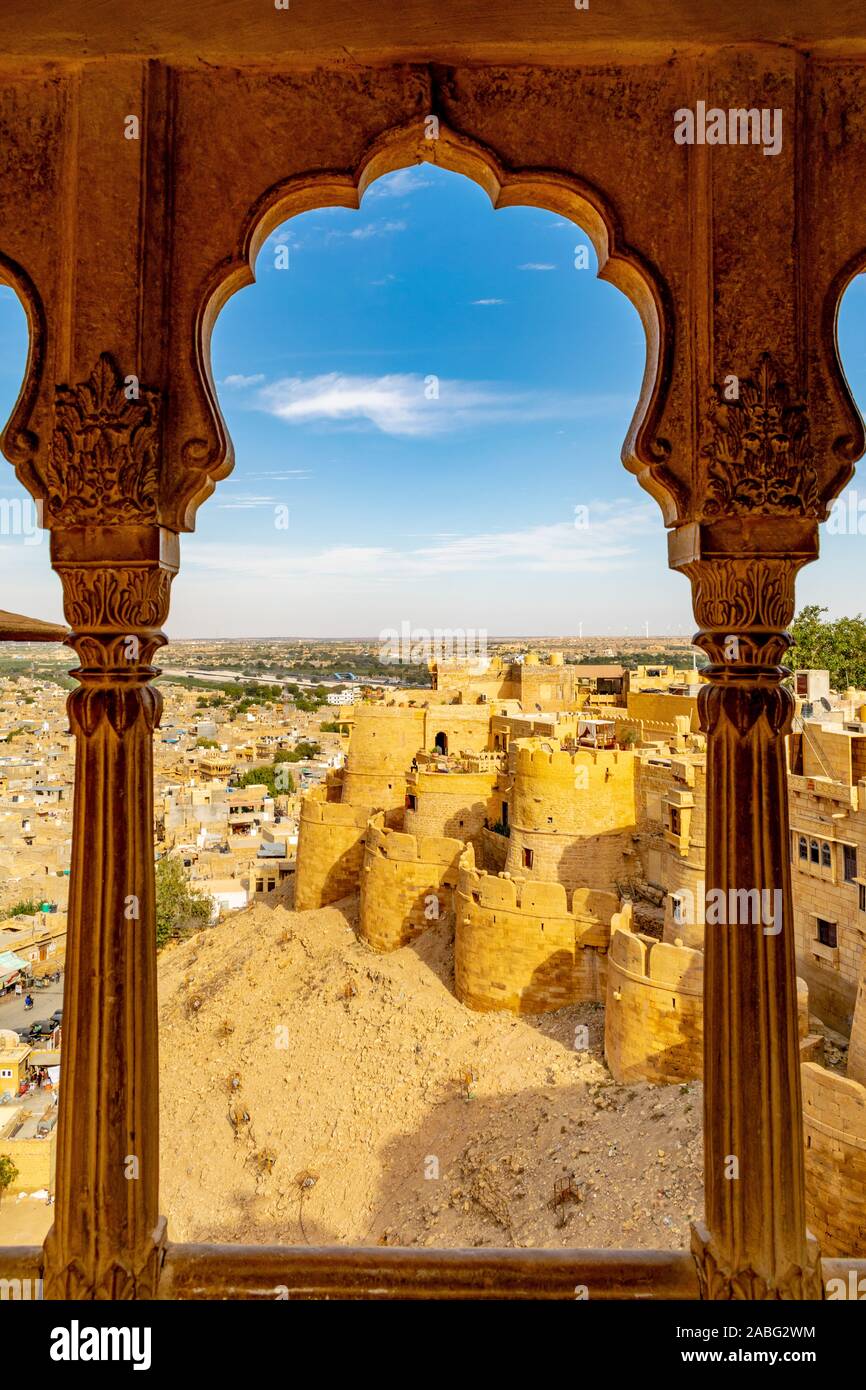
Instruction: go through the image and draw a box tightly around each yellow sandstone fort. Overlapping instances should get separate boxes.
[294,652,866,1256]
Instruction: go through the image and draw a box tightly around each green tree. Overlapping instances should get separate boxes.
[0,1154,18,1205]
[273,741,321,763]
[236,764,295,797]
[155,857,213,950]
[789,606,866,692]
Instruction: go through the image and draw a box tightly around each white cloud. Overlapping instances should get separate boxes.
[472,298,505,306]
[216,494,283,510]
[365,168,434,199]
[221,373,265,389]
[328,219,407,242]
[253,372,633,438]
[518,263,557,271]
[184,500,657,581]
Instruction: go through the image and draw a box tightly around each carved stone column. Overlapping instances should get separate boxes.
[41,529,176,1298]
[28,353,179,1298]
[672,512,823,1299]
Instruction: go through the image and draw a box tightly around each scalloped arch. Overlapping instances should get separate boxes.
[181,117,678,531]
[822,250,866,506]
[0,252,46,493]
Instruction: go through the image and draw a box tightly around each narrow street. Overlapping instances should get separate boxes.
[0,978,64,1032]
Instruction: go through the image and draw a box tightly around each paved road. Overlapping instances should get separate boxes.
[0,978,64,1032]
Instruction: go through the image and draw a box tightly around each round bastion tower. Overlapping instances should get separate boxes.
[339,705,426,818]
[504,738,638,894]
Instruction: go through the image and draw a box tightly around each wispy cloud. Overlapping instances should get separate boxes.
[247,470,311,481]
[518,263,557,272]
[365,168,433,199]
[185,500,656,579]
[328,220,407,242]
[252,372,632,438]
[222,373,266,389]
[472,298,505,306]
[216,493,283,511]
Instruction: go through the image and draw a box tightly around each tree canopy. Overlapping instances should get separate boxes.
[155,856,213,950]
[788,606,866,692]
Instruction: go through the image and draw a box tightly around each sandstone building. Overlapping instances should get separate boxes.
[293,658,866,1257]
[5,0,866,1303]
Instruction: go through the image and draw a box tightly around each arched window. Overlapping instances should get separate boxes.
[821,841,832,869]
[810,839,820,864]
[798,835,807,860]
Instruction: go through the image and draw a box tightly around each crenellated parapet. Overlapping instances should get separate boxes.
[604,910,704,1085]
[359,813,463,951]
[509,741,632,780]
[294,788,374,911]
[505,738,638,893]
[454,844,615,1013]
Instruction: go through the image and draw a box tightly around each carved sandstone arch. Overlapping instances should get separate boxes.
[187,116,678,530]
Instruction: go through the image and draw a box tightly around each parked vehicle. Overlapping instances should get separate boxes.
[50,1009,63,1025]
[26,1019,56,1041]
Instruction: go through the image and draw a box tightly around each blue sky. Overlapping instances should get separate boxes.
[1,163,866,638]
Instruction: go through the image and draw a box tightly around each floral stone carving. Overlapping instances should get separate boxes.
[43,353,161,525]
[702,354,820,517]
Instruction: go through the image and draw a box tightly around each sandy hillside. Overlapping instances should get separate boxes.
[159,892,703,1247]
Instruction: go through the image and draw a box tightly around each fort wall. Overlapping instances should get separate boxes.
[849,967,866,1087]
[802,1062,866,1256]
[421,705,492,756]
[627,690,700,733]
[294,789,372,910]
[339,705,425,811]
[454,845,615,1013]
[359,815,463,951]
[504,742,637,893]
[604,907,704,1084]
[403,767,500,842]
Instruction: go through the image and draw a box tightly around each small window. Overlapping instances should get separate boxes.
[670,807,681,836]
[523,848,534,869]
[844,844,857,882]
[798,835,808,861]
[672,894,683,924]
[817,919,837,949]
[810,839,820,864]
[859,884,865,913]
[821,841,832,869]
